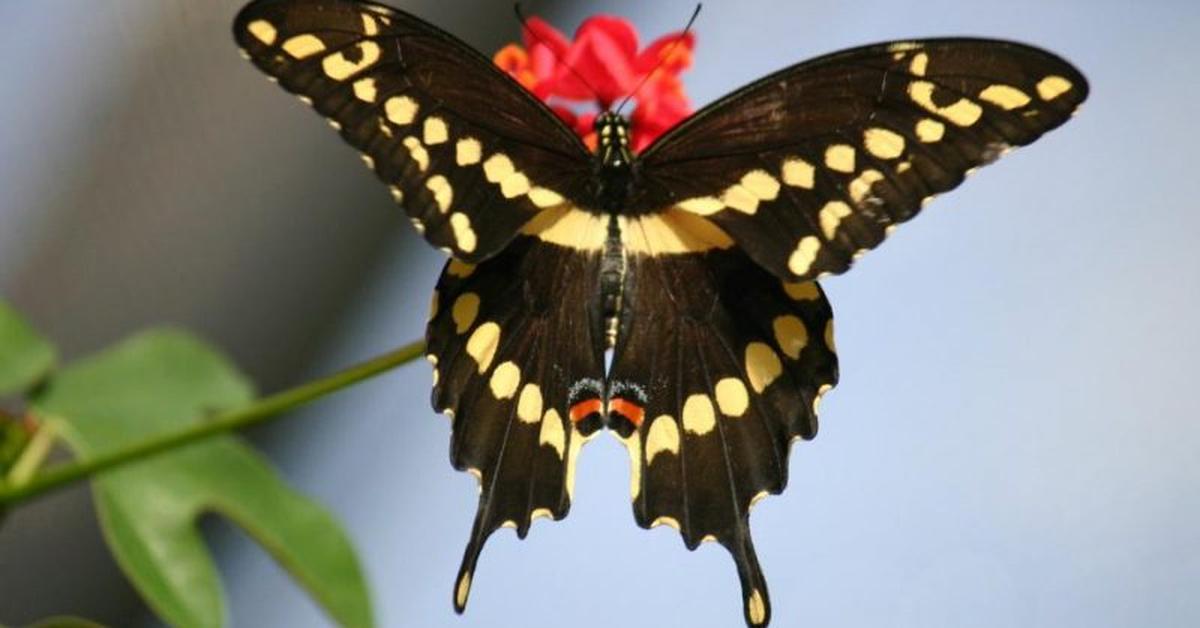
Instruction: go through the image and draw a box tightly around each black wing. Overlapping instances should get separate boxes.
[425,234,608,612]
[608,235,838,627]
[234,0,593,261]
[631,38,1088,281]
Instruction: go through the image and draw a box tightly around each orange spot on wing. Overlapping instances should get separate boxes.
[569,398,604,424]
[609,398,645,427]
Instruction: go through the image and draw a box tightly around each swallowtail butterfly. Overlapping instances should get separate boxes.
[233,1,1087,625]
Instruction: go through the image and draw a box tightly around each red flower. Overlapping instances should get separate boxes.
[494,15,695,152]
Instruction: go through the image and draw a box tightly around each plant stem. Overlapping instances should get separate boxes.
[0,340,425,506]
[5,419,58,486]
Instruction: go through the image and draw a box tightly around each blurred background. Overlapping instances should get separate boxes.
[1,0,1197,626]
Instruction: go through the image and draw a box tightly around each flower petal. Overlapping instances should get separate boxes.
[575,15,639,61]
[521,16,570,58]
[636,31,695,75]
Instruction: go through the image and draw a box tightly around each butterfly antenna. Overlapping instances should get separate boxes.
[513,3,604,105]
[614,3,701,116]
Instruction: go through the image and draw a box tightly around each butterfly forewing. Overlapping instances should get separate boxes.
[234,0,593,262]
[634,39,1088,281]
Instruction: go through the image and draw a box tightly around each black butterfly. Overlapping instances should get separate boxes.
[233,1,1087,625]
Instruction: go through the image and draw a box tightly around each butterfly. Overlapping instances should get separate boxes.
[233,1,1087,625]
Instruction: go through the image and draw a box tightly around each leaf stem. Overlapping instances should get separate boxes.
[0,340,425,506]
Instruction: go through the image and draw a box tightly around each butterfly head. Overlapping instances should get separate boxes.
[595,112,634,170]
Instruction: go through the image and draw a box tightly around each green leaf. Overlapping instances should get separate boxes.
[36,330,372,628]
[0,301,56,397]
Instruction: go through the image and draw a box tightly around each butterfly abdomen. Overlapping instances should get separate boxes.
[600,214,629,349]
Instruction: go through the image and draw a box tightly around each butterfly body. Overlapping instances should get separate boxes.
[234,2,1087,625]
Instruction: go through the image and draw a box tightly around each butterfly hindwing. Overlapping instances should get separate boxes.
[608,241,839,627]
[633,38,1089,281]
[234,0,593,261]
[425,235,607,610]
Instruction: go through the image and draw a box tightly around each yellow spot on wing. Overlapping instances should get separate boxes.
[401,136,429,172]
[772,315,809,359]
[849,169,885,205]
[788,236,821,276]
[908,81,983,127]
[500,172,531,198]
[352,77,377,102]
[425,175,453,213]
[322,41,381,80]
[745,342,783,393]
[521,206,607,252]
[465,322,500,373]
[863,128,906,159]
[721,184,759,214]
[538,408,565,458]
[361,13,379,36]
[246,20,277,45]
[447,259,474,278]
[488,361,521,399]
[451,293,480,334]
[517,383,543,424]
[740,170,781,200]
[455,571,472,609]
[910,52,929,77]
[813,382,833,416]
[748,589,767,625]
[915,118,945,143]
[825,318,837,353]
[979,84,1031,110]
[783,281,820,301]
[645,415,680,463]
[426,354,438,387]
[423,116,449,145]
[528,187,564,208]
[714,378,749,417]
[824,144,856,173]
[1037,75,1073,101]
[455,138,481,166]
[781,157,816,189]
[652,516,681,530]
[618,431,642,500]
[677,196,725,216]
[449,212,476,253]
[483,153,515,183]
[621,210,733,256]
[282,34,325,59]
[682,394,716,435]
[385,95,418,125]
[818,200,853,240]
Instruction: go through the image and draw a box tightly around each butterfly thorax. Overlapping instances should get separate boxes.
[593,112,635,209]
[595,112,634,170]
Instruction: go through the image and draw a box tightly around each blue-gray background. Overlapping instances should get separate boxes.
[1,0,1197,626]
